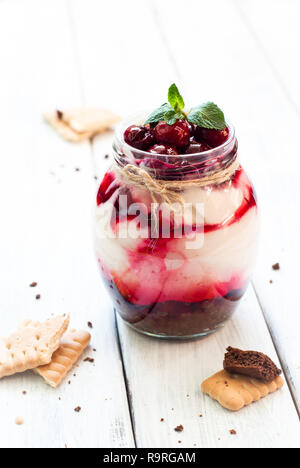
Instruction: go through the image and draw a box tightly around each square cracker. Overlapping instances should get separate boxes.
[34,329,91,388]
[201,369,284,411]
[0,314,69,379]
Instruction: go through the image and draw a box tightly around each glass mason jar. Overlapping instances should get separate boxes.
[95,114,259,339]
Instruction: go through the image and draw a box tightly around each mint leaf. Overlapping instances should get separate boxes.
[168,83,185,112]
[188,102,226,130]
[164,109,182,125]
[144,103,173,125]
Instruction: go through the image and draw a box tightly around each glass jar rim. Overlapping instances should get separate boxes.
[113,110,236,160]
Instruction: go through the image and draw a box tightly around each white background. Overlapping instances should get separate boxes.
[0,0,299,448]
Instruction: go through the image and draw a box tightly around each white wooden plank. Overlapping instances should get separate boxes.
[71,0,300,447]
[233,0,300,415]
[0,0,134,448]
[152,0,300,411]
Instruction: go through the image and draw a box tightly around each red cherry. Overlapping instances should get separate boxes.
[194,126,229,148]
[153,120,190,149]
[185,142,210,154]
[148,144,179,155]
[124,125,154,150]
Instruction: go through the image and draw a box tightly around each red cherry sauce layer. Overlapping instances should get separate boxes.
[96,163,257,336]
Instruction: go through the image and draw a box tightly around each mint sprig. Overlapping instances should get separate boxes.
[145,84,226,130]
[144,102,172,125]
[168,83,185,113]
[188,102,226,130]
[145,83,186,125]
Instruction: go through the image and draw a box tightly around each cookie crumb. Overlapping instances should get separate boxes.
[56,110,63,120]
[199,414,203,418]
[35,294,41,300]
[22,391,27,395]
[74,407,81,413]
[160,418,164,422]
[87,321,93,329]
[272,263,280,270]
[104,154,109,159]
[174,424,184,432]
[269,280,273,284]
[84,357,94,363]
[29,282,37,288]
[230,429,237,435]
[178,440,182,444]
[15,417,24,425]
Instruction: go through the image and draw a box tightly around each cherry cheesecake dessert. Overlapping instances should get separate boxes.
[95,84,259,339]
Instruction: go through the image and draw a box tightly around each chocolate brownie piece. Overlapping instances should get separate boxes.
[224,347,282,382]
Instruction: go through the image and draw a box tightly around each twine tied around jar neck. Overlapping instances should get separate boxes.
[114,155,240,208]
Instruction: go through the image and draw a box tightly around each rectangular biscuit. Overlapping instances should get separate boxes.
[34,329,91,388]
[201,369,284,411]
[0,314,70,379]
[43,112,94,142]
[61,108,120,134]
[43,108,120,142]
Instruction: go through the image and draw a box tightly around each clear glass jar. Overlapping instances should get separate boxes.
[95,114,259,339]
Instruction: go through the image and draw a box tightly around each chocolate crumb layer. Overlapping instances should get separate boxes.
[224,347,281,382]
[272,263,280,270]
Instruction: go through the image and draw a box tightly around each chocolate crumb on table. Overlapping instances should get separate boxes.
[35,294,41,300]
[230,429,237,435]
[56,110,63,120]
[74,407,81,413]
[160,418,164,422]
[29,282,37,287]
[224,346,282,382]
[87,321,93,329]
[22,391,27,395]
[84,357,94,363]
[174,424,184,432]
[272,262,280,270]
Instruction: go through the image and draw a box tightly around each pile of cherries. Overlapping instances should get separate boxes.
[124,120,229,156]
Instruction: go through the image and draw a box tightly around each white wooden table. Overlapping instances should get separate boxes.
[0,0,299,448]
